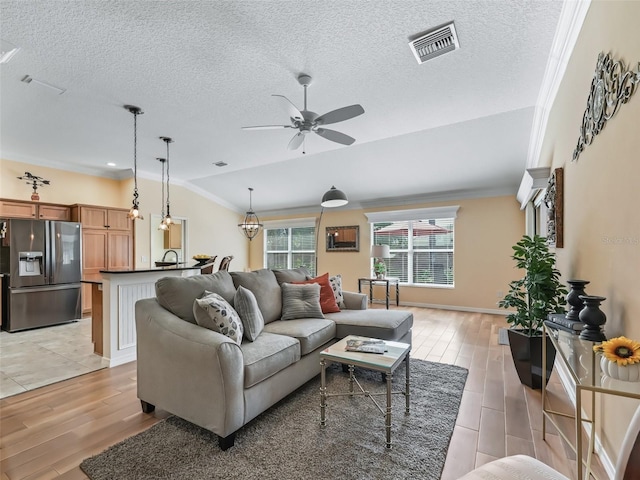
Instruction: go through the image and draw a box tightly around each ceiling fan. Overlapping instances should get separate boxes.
[242,74,365,151]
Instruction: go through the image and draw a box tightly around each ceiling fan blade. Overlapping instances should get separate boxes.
[272,95,304,122]
[315,128,356,146]
[242,125,293,130]
[315,104,364,125]
[287,132,305,150]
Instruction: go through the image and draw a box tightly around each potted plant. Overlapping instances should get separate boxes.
[373,259,386,279]
[499,235,568,389]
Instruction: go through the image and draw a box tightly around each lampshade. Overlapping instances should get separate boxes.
[371,244,390,259]
[320,186,348,208]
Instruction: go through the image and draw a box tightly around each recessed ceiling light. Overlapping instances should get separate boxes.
[0,39,20,64]
[107,162,116,167]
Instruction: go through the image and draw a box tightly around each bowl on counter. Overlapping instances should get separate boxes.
[193,256,213,266]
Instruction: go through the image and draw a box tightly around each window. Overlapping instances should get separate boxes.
[264,226,316,276]
[372,218,454,286]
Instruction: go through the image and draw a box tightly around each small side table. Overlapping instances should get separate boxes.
[358,278,400,309]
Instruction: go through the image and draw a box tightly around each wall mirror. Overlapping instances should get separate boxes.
[150,215,188,266]
[326,225,359,252]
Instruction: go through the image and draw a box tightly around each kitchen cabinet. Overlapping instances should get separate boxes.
[71,205,134,315]
[163,223,182,249]
[0,199,70,220]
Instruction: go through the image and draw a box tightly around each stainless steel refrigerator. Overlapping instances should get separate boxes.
[0,219,82,332]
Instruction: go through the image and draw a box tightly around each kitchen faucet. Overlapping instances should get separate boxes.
[161,250,179,263]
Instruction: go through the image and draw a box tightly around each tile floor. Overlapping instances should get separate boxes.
[0,318,108,399]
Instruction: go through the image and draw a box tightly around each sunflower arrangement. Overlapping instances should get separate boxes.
[593,336,640,366]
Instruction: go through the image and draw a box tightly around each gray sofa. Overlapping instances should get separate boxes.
[135,267,413,449]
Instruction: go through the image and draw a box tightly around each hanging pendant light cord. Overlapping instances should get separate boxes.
[160,159,165,218]
[165,138,171,217]
[132,111,139,207]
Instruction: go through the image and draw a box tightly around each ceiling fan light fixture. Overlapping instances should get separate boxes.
[321,186,348,208]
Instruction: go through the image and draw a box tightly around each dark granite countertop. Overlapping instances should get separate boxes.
[100,265,202,274]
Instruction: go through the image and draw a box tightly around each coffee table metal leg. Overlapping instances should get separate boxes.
[405,354,410,414]
[386,371,392,449]
[349,364,355,396]
[320,359,327,427]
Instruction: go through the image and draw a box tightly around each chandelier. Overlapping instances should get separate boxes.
[238,187,263,241]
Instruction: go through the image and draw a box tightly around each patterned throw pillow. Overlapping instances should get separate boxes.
[234,286,265,342]
[193,291,243,345]
[294,272,340,313]
[281,283,324,321]
[329,274,346,309]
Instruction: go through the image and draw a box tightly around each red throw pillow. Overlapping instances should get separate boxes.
[292,272,341,314]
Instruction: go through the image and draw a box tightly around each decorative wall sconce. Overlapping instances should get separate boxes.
[17,171,50,201]
[543,168,563,248]
[573,52,640,161]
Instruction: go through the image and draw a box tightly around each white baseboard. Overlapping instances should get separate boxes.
[388,300,507,316]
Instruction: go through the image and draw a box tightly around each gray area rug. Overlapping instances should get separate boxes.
[81,359,468,480]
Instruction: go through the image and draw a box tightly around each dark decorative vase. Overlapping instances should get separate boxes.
[579,295,607,341]
[566,279,590,321]
[507,329,556,389]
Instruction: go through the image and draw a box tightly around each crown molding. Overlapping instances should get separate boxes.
[517,0,592,208]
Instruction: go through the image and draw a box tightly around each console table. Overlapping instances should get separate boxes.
[542,324,640,480]
[358,278,399,309]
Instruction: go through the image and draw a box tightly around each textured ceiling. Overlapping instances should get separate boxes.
[0,0,563,213]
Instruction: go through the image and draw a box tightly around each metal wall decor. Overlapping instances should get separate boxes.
[17,171,50,201]
[544,167,563,248]
[573,52,640,161]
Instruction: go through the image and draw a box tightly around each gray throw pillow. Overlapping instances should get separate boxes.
[230,269,282,324]
[281,282,324,321]
[193,291,243,345]
[273,267,311,285]
[234,286,264,342]
[329,274,346,309]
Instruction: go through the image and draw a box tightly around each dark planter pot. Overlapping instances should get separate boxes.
[507,329,556,390]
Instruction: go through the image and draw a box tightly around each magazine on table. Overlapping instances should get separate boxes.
[345,339,387,354]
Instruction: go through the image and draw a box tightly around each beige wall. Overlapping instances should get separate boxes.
[539,0,640,465]
[250,195,524,312]
[0,158,249,271]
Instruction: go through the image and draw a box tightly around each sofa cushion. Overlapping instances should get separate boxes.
[263,319,336,355]
[281,283,324,321]
[240,332,301,388]
[293,272,340,314]
[231,269,282,324]
[234,286,264,342]
[329,274,346,309]
[156,271,237,324]
[272,267,310,285]
[324,309,413,341]
[193,292,243,345]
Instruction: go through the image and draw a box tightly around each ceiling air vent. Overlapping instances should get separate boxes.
[409,22,459,64]
[214,161,228,167]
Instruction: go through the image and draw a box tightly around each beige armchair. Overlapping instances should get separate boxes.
[458,404,640,479]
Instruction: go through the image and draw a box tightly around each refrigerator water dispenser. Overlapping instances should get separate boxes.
[18,251,43,276]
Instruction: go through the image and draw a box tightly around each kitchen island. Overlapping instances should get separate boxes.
[99,265,200,367]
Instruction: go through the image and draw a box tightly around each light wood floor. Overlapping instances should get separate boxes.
[0,307,604,479]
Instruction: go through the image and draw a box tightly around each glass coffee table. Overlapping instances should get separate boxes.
[319,335,411,449]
